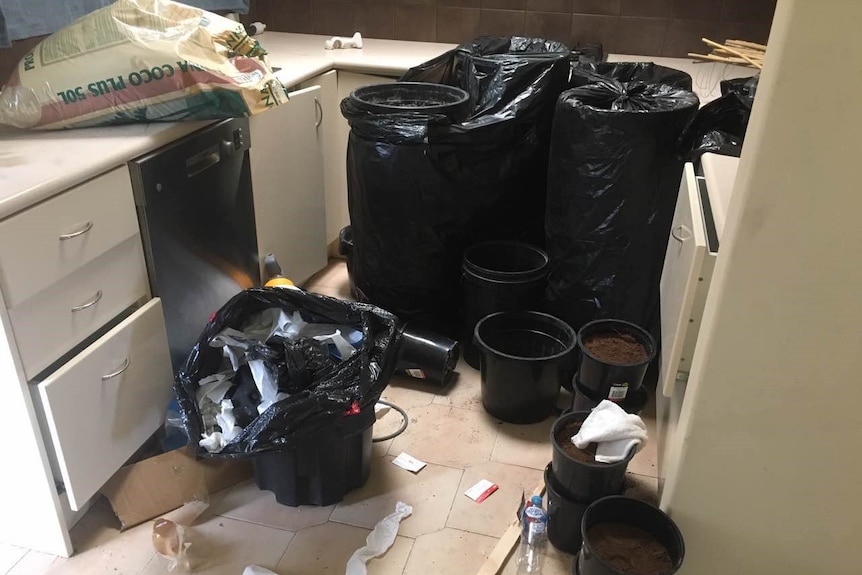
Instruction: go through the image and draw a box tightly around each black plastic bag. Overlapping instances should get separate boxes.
[681,74,759,159]
[343,36,570,335]
[545,79,699,333]
[175,288,399,458]
[571,62,693,91]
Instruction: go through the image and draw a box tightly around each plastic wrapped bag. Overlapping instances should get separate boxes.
[545,79,699,333]
[0,0,287,130]
[571,62,693,91]
[343,36,570,334]
[681,74,759,159]
[175,288,400,458]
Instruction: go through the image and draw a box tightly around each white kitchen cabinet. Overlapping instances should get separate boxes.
[250,85,327,285]
[303,71,396,250]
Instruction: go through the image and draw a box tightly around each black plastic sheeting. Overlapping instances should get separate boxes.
[175,288,400,458]
[545,79,700,333]
[571,61,693,91]
[342,36,570,335]
[681,74,759,159]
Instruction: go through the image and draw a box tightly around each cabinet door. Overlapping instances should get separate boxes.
[249,86,326,285]
[35,298,173,510]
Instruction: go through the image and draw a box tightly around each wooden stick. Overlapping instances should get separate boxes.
[714,45,765,58]
[475,483,546,575]
[702,37,763,69]
[726,39,768,51]
[688,52,751,65]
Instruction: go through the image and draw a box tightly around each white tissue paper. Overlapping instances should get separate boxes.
[242,566,278,575]
[572,400,648,463]
[345,502,413,575]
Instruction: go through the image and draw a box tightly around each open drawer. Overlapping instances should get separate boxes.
[33,298,174,510]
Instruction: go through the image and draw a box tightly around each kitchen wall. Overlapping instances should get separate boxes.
[248,0,775,56]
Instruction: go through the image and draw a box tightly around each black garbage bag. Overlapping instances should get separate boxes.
[175,288,399,458]
[343,36,570,335]
[545,79,700,333]
[571,62,693,91]
[681,74,759,159]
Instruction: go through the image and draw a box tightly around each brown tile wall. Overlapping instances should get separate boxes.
[247,0,775,55]
[0,0,775,84]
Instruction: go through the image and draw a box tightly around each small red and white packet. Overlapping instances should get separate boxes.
[464,479,499,503]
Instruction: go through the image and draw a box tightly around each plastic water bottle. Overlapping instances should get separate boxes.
[516,495,548,574]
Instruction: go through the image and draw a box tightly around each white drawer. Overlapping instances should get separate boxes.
[35,298,173,510]
[10,237,149,380]
[0,167,140,308]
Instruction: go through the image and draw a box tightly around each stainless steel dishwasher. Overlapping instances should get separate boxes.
[129,118,260,372]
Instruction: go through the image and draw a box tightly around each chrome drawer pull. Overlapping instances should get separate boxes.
[59,221,94,241]
[70,290,102,312]
[101,357,130,380]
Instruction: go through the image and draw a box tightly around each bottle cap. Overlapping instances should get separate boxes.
[530,495,543,506]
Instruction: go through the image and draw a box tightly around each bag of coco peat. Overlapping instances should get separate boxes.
[0,0,287,130]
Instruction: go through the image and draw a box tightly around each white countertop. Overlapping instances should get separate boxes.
[0,32,755,220]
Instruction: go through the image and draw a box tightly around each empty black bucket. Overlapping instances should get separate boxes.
[395,323,461,385]
[572,378,650,416]
[349,82,471,121]
[545,463,590,554]
[253,407,374,506]
[577,496,685,575]
[577,319,656,403]
[474,311,574,423]
[462,241,549,368]
[550,411,633,501]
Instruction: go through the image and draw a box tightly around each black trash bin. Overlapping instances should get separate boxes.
[343,36,570,336]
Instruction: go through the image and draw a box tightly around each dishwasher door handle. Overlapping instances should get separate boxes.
[186,145,221,178]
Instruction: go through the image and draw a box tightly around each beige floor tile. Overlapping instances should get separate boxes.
[8,501,155,575]
[380,380,436,410]
[304,260,349,290]
[0,543,27,573]
[491,416,556,471]
[403,528,497,575]
[372,437,395,458]
[624,472,659,506]
[432,359,484,412]
[211,479,335,531]
[140,515,295,575]
[388,404,501,469]
[627,392,658,477]
[447,461,544,538]
[331,455,463,538]
[501,540,575,575]
[277,522,412,575]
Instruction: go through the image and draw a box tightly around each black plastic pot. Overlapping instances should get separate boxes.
[349,82,471,121]
[545,463,590,554]
[572,378,650,416]
[474,311,574,423]
[550,411,633,501]
[576,320,656,403]
[577,496,685,575]
[395,323,460,385]
[253,407,375,506]
[462,241,549,368]
[338,225,358,300]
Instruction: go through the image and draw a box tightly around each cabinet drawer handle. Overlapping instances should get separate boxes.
[59,221,94,241]
[70,290,102,312]
[314,97,323,128]
[671,225,692,243]
[101,357,130,381]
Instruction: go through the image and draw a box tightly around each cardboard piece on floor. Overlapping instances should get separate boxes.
[465,479,499,503]
[391,452,427,473]
[100,446,252,530]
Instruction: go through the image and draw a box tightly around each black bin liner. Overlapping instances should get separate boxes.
[571,61,693,91]
[545,79,700,333]
[175,287,399,458]
[681,74,759,159]
[342,36,570,335]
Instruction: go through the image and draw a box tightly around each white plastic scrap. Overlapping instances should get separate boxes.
[345,502,413,575]
[242,566,278,575]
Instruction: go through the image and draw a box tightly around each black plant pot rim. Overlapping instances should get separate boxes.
[474,310,576,362]
[551,411,636,469]
[580,495,686,573]
[462,241,549,284]
[576,319,657,368]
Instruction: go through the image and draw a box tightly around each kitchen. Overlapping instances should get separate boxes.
[0,0,859,574]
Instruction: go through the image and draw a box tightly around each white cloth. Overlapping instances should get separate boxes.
[572,400,648,463]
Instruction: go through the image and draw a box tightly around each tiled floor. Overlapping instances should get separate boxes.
[2,260,659,575]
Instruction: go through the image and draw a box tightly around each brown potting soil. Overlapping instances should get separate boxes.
[583,332,648,364]
[554,421,601,464]
[587,522,673,575]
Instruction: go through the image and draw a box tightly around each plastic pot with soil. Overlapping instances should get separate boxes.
[576,496,685,575]
[550,411,634,501]
[571,377,650,415]
[576,319,656,403]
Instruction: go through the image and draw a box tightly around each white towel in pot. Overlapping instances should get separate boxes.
[572,400,648,463]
